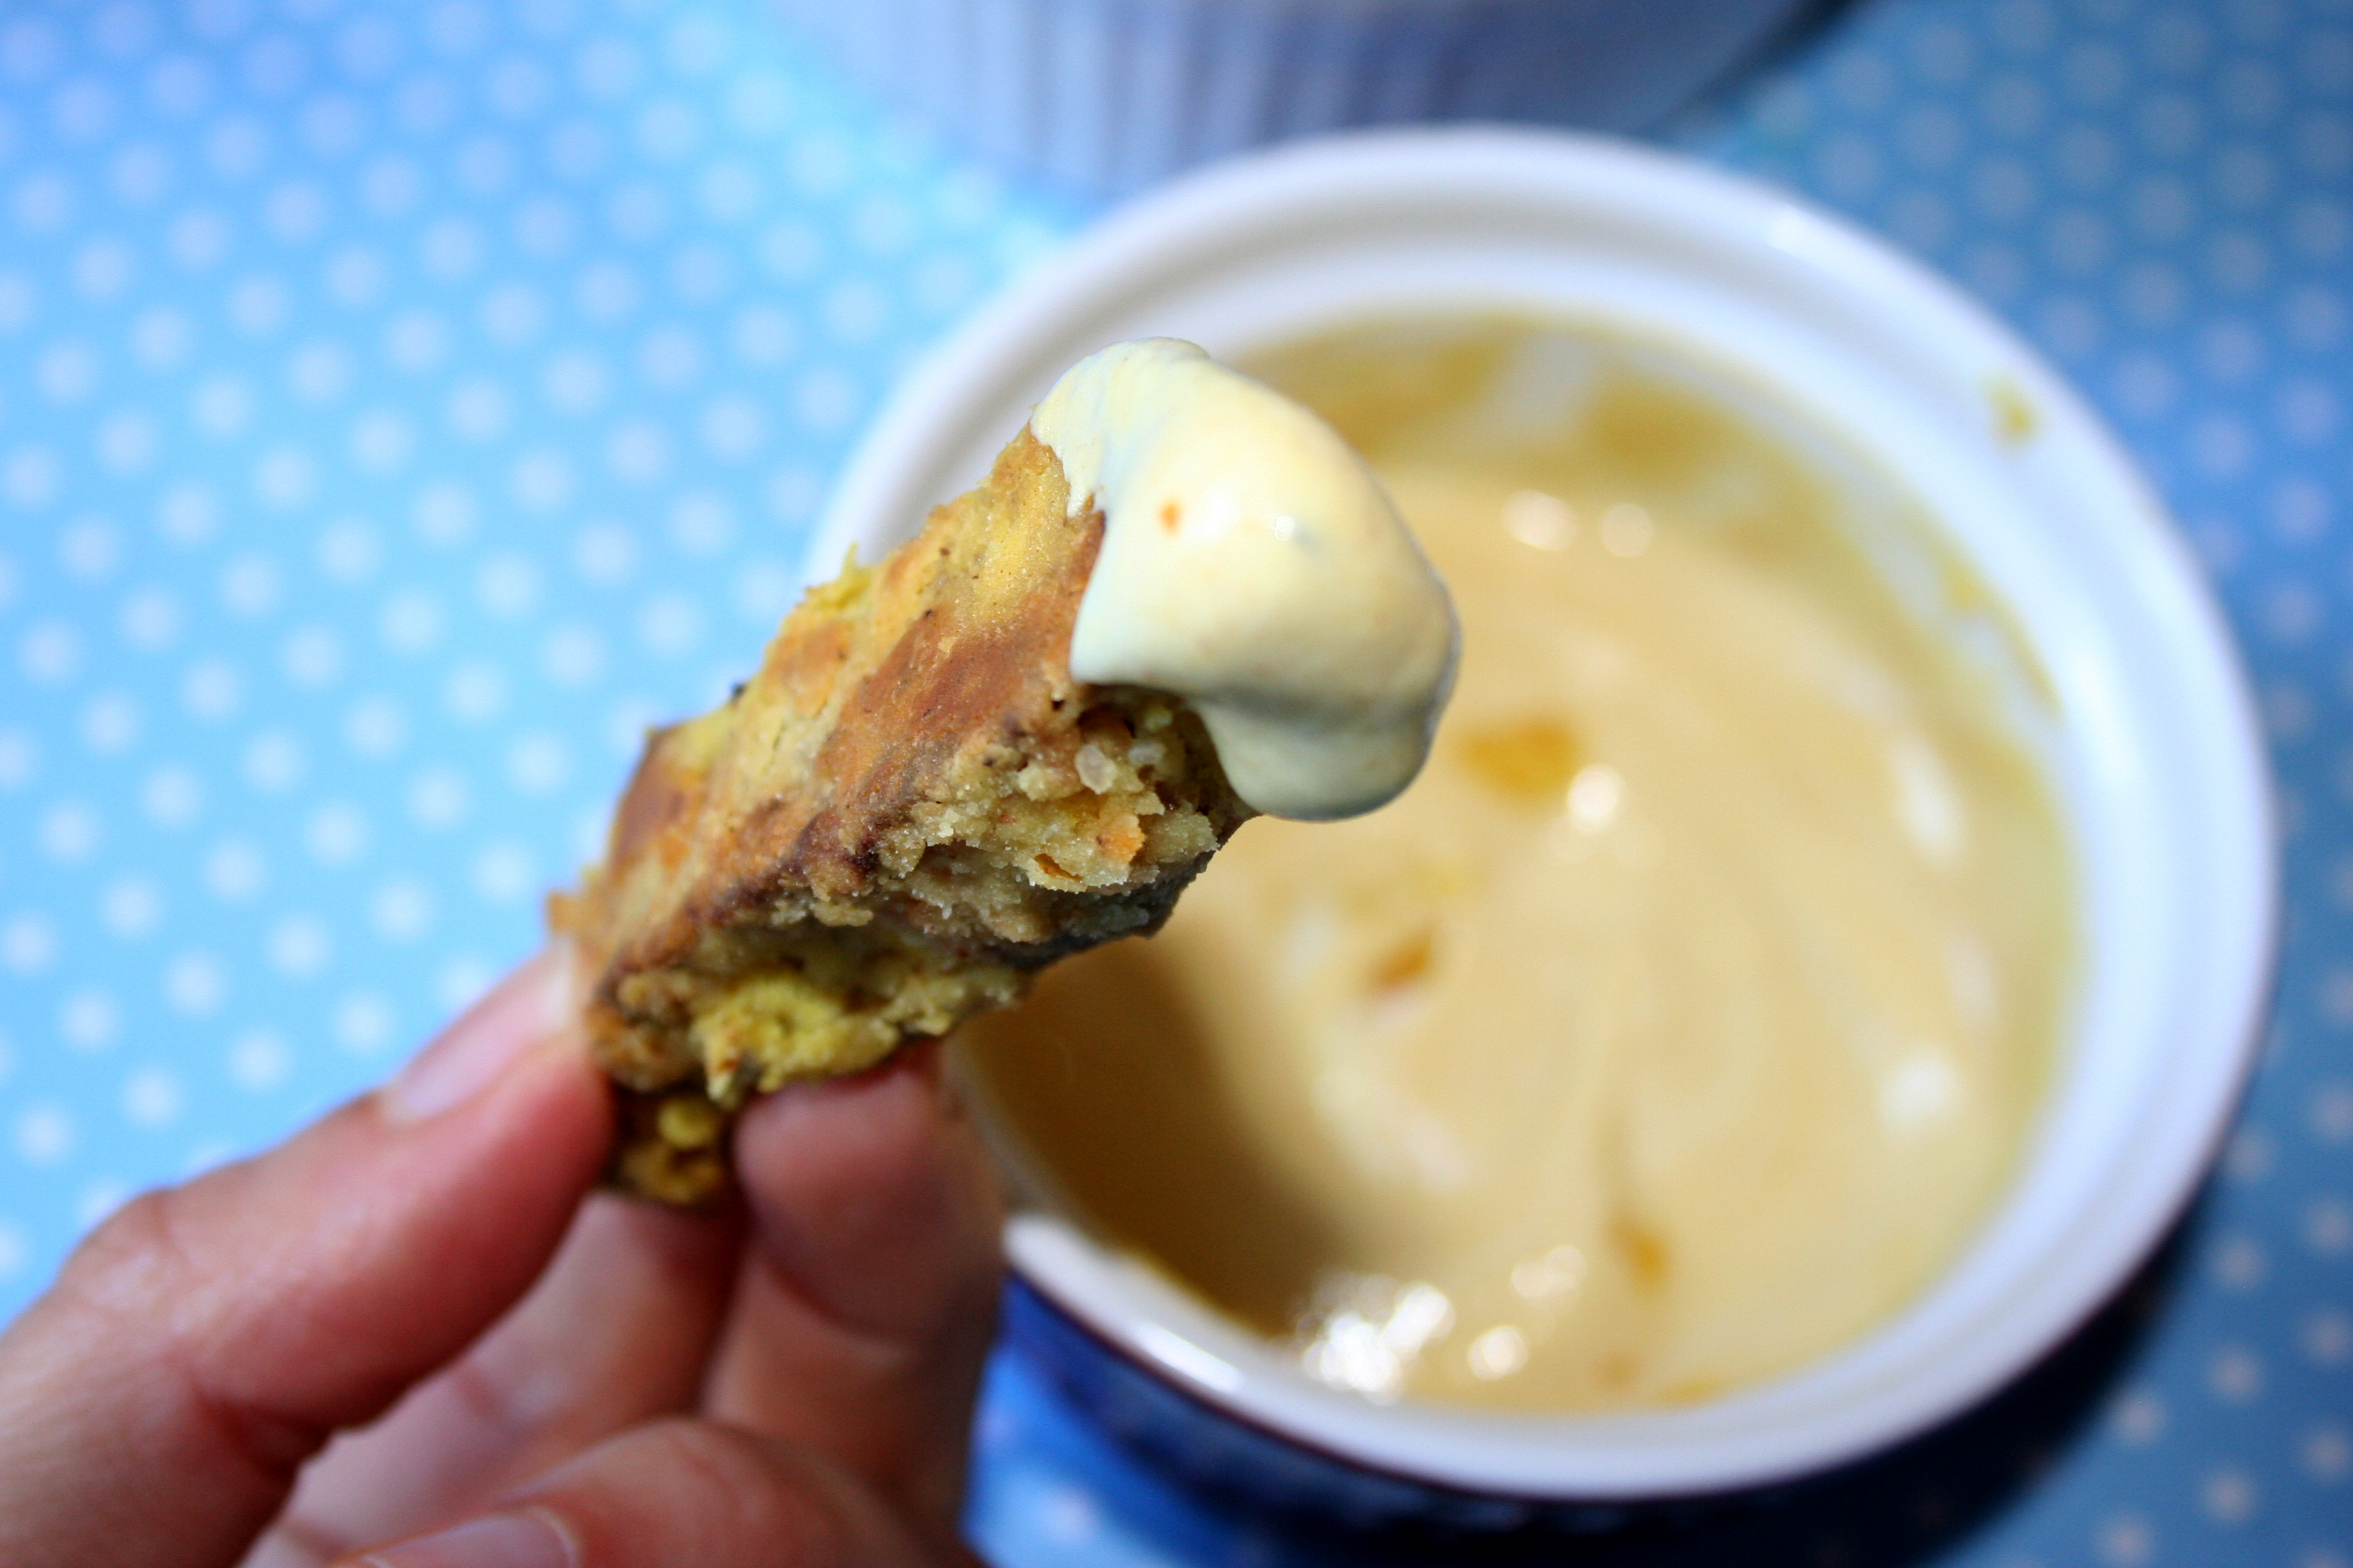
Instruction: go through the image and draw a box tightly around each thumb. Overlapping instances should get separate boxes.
[0,949,611,1568]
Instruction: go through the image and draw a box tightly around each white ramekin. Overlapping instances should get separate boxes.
[808,129,2278,1505]
[773,0,1806,196]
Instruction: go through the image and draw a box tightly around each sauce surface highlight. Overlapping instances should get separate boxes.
[1037,338,1458,821]
[968,319,2073,1413]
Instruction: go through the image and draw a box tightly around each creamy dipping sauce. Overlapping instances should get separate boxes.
[1037,339,1458,821]
[966,319,2074,1414]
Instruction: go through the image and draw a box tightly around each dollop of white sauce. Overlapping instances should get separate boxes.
[1031,339,1458,820]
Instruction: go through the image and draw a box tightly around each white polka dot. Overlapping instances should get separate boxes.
[575,36,639,98]
[380,590,445,654]
[639,592,701,656]
[639,326,701,386]
[191,374,252,436]
[1,914,57,974]
[183,660,241,720]
[228,1030,290,1091]
[731,303,797,365]
[2306,1195,2352,1255]
[142,764,203,824]
[305,801,369,864]
[573,523,636,583]
[667,243,731,303]
[795,367,859,432]
[244,731,306,792]
[256,444,317,506]
[122,1066,182,1127]
[665,12,728,75]
[324,245,386,305]
[788,134,853,197]
[2208,1343,2264,1402]
[203,840,265,901]
[848,194,916,256]
[476,554,541,617]
[542,624,604,686]
[444,661,507,722]
[2096,1512,2153,1567]
[333,992,395,1054]
[267,914,331,978]
[2207,230,2272,293]
[58,516,121,578]
[910,255,974,317]
[74,238,138,300]
[286,340,348,401]
[1036,1485,1100,1546]
[227,273,291,334]
[2210,1231,2266,1289]
[697,159,761,223]
[509,450,574,511]
[668,493,734,554]
[606,420,670,483]
[2226,1124,2273,1186]
[2310,1080,2353,1142]
[371,877,435,941]
[2107,1386,2164,1444]
[507,733,570,794]
[2271,477,2330,541]
[157,483,217,545]
[61,989,119,1051]
[38,340,101,403]
[14,1103,75,1166]
[480,282,546,342]
[2277,377,2339,443]
[101,877,161,938]
[383,309,449,371]
[317,517,382,579]
[542,349,608,411]
[2201,1466,2257,1524]
[2307,1308,2353,1366]
[39,800,102,860]
[408,766,471,828]
[0,728,34,789]
[343,695,406,757]
[435,954,495,1012]
[349,410,413,472]
[96,412,157,473]
[2303,1422,2351,1481]
[471,841,535,903]
[700,396,763,459]
[2260,581,2321,642]
[20,618,81,682]
[447,378,510,440]
[79,691,139,754]
[575,261,638,320]
[14,171,77,234]
[5,444,63,509]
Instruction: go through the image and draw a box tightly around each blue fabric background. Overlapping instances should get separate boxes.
[0,1,2343,1563]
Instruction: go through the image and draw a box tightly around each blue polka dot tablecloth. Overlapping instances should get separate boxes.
[0,0,2345,1563]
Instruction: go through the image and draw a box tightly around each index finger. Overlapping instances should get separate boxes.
[0,950,610,1568]
[702,1043,1005,1552]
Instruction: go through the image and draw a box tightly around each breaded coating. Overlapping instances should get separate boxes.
[551,429,1252,1203]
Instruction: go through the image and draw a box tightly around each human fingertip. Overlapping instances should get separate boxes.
[383,946,578,1125]
[350,1509,578,1568]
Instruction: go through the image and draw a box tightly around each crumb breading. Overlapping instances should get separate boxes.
[551,429,1253,1203]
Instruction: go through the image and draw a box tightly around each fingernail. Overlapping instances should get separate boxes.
[359,1511,575,1568]
[386,946,575,1124]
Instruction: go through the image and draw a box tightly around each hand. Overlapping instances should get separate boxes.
[0,948,1004,1568]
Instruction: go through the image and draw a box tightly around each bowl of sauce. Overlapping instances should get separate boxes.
[813,130,2275,1506]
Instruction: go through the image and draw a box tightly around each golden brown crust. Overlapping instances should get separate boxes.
[554,429,1251,1200]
